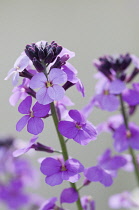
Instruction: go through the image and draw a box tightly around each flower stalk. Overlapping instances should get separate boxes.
[119,94,139,186]
[50,102,83,210]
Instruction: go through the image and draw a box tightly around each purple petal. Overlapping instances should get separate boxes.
[27,117,44,135]
[122,89,139,106]
[47,85,65,101]
[16,115,30,132]
[60,188,78,204]
[58,121,78,139]
[84,166,103,182]
[101,94,119,111]
[14,54,30,71]
[12,72,20,86]
[74,130,93,145]
[49,68,67,84]
[40,197,57,210]
[100,170,113,187]
[9,91,22,106]
[76,79,85,97]
[69,110,86,123]
[109,79,126,94]
[30,72,46,89]
[40,157,61,176]
[18,96,32,114]
[13,136,38,157]
[83,122,97,139]
[103,156,127,170]
[32,102,50,117]
[62,172,80,183]
[36,87,53,105]
[45,172,63,186]
[65,158,84,173]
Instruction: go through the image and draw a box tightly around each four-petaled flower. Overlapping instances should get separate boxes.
[30,68,67,105]
[16,96,50,135]
[58,109,97,145]
[84,149,127,187]
[40,156,84,186]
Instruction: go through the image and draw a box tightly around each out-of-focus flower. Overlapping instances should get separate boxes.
[60,188,78,204]
[84,149,127,187]
[81,195,95,210]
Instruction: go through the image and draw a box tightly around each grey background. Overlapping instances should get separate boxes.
[0,1,139,209]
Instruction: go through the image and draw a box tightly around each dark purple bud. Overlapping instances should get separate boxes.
[83,178,91,186]
[33,58,44,72]
[45,49,54,64]
[126,68,139,83]
[38,48,46,60]
[26,87,36,98]
[0,137,14,148]
[129,105,137,115]
[111,54,131,72]
[32,142,54,153]
[56,46,62,55]
[120,73,126,81]
[63,81,75,91]
[19,69,34,80]
[25,47,36,60]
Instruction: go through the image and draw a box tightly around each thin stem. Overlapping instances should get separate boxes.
[50,102,83,210]
[119,94,139,186]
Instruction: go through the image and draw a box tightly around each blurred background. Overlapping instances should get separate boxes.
[0,0,139,209]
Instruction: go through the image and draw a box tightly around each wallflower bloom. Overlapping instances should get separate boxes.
[84,149,127,187]
[81,196,95,210]
[5,53,30,86]
[109,191,139,209]
[113,122,139,152]
[122,83,139,106]
[58,110,97,145]
[30,68,67,105]
[40,156,84,186]
[16,96,50,135]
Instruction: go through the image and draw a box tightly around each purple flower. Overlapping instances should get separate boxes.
[9,78,30,106]
[16,96,50,134]
[58,109,97,145]
[5,53,30,86]
[30,68,67,105]
[113,122,139,152]
[122,83,139,106]
[81,196,95,210]
[0,179,29,210]
[84,149,127,187]
[39,197,57,210]
[13,136,54,157]
[109,191,139,209]
[60,188,78,204]
[40,156,84,186]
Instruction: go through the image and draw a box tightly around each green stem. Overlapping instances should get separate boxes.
[119,94,139,186]
[50,102,83,210]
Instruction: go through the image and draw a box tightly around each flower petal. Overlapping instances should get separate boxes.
[69,110,86,123]
[40,157,61,176]
[32,102,50,117]
[36,87,53,105]
[27,117,44,135]
[18,96,32,114]
[45,172,63,186]
[60,188,78,204]
[47,85,65,101]
[16,115,30,132]
[49,68,67,84]
[58,121,78,139]
[30,72,46,89]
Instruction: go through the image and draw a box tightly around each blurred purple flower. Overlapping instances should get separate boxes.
[5,53,30,86]
[113,122,139,152]
[122,83,139,106]
[81,196,95,210]
[16,96,50,135]
[39,197,57,210]
[30,68,67,105]
[84,149,127,187]
[58,110,97,145]
[60,188,78,204]
[40,156,84,186]
[109,191,139,209]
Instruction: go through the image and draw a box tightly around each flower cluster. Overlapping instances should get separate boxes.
[5,40,139,210]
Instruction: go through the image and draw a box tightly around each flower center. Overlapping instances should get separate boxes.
[30,111,34,118]
[126,130,132,138]
[103,90,109,95]
[46,81,53,88]
[75,123,82,129]
[16,66,20,70]
[61,165,67,171]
